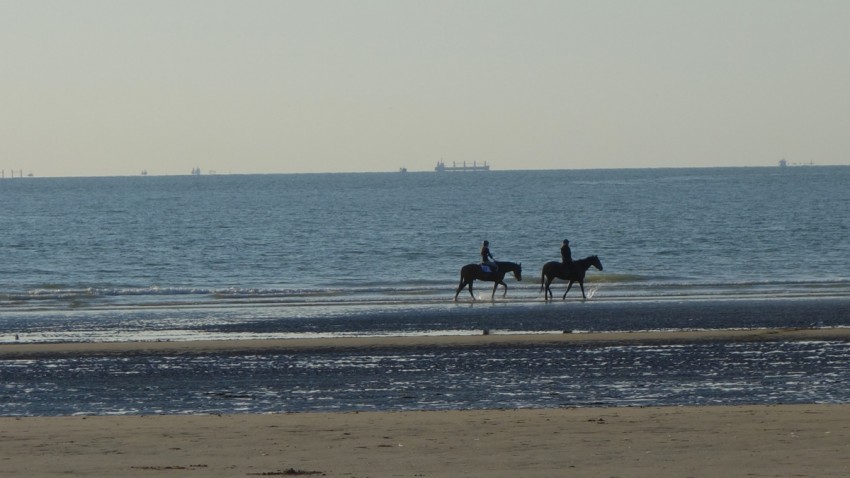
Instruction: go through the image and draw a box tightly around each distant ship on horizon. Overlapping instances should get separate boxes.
[779,159,815,167]
[434,160,490,172]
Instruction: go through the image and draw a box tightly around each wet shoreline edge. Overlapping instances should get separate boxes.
[3,327,849,359]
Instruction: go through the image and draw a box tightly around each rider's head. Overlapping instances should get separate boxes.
[483,240,489,246]
[563,239,569,245]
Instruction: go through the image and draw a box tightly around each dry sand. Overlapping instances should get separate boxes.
[3,405,850,477]
[3,328,850,477]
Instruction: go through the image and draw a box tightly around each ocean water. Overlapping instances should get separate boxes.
[2,167,849,415]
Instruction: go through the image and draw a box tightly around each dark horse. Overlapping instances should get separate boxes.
[454,261,523,301]
[540,255,603,300]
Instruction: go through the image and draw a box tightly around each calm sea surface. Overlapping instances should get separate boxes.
[2,167,849,415]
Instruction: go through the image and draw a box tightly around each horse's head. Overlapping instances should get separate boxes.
[590,255,603,271]
[513,262,523,281]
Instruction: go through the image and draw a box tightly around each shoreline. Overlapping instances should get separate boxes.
[5,329,850,476]
[3,404,849,477]
[2,327,849,359]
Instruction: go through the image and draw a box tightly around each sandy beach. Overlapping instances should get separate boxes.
[1,405,848,477]
[3,329,850,477]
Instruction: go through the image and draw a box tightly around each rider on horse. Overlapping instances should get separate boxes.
[481,240,498,273]
[561,239,573,267]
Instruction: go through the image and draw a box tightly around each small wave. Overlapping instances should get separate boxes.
[4,276,850,312]
[1,284,455,311]
[591,273,651,283]
[24,286,211,299]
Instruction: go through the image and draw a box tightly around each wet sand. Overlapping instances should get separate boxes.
[3,326,849,358]
[3,329,850,477]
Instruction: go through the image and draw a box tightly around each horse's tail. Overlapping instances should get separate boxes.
[458,264,473,283]
[540,267,545,291]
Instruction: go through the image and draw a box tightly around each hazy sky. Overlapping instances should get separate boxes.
[3,0,849,177]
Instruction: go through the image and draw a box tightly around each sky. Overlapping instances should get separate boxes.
[2,0,850,177]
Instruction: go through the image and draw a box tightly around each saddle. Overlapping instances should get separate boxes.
[480,263,498,274]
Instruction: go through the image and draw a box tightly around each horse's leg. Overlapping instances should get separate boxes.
[454,273,471,301]
[540,272,546,299]
[498,280,508,298]
[455,274,477,301]
[543,276,553,300]
[579,281,587,299]
[454,279,466,301]
[562,281,574,300]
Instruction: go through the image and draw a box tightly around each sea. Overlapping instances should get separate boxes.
[1,166,849,416]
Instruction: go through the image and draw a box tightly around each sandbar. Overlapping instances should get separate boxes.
[2,327,849,359]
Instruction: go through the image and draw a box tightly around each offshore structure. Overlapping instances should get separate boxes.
[434,160,490,172]
[1,170,28,178]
